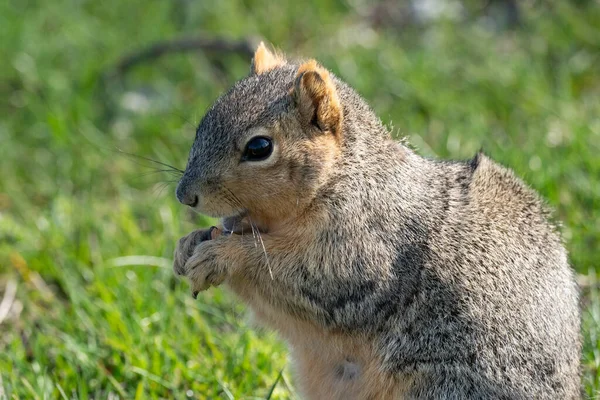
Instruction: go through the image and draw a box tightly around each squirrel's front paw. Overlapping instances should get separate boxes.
[173,227,228,297]
[173,227,216,276]
[185,240,229,296]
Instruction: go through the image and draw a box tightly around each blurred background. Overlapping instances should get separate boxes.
[0,0,598,398]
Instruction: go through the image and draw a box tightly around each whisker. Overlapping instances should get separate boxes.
[165,109,198,130]
[131,175,181,186]
[221,190,244,215]
[248,217,259,248]
[150,181,173,203]
[221,189,243,240]
[223,187,244,209]
[249,217,273,281]
[114,147,185,174]
[147,168,184,175]
[135,169,184,179]
[220,187,270,277]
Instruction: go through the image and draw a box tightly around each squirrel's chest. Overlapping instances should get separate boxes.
[287,326,406,400]
[249,304,405,399]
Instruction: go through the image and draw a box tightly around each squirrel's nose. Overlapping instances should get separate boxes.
[176,181,199,208]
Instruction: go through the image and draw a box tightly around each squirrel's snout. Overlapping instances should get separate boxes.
[176,180,199,208]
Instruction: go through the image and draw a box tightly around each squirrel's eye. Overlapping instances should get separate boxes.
[242,136,273,161]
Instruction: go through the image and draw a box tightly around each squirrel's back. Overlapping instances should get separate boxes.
[371,152,581,398]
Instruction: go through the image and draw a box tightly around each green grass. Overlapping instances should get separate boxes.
[1,0,599,398]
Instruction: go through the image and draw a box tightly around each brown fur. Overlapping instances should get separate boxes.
[174,44,582,399]
[251,42,286,75]
[293,59,343,137]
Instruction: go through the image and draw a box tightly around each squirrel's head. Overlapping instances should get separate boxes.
[176,43,345,232]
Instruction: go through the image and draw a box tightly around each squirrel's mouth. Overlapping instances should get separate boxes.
[222,211,268,235]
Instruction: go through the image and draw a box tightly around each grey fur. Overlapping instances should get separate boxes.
[175,59,581,399]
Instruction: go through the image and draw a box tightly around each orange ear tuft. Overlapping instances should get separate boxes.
[251,42,286,74]
[292,60,342,136]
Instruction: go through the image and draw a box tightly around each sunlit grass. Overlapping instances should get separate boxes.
[1,0,598,397]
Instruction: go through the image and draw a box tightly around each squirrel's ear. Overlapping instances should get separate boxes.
[251,42,286,75]
[291,60,342,137]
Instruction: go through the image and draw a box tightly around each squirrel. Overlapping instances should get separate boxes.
[173,43,581,399]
